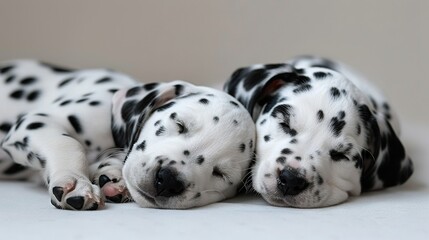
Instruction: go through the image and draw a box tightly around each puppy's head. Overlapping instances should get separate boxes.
[224,59,413,208]
[112,81,255,208]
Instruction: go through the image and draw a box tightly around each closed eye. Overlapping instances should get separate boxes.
[329,150,349,161]
[212,166,225,178]
[176,120,188,134]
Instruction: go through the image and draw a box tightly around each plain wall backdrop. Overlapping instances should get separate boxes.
[0,0,427,124]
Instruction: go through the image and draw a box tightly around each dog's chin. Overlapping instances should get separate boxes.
[128,186,195,209]
[260,192,325,209]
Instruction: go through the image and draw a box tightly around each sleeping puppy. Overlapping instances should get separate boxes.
[224,56,413,208]
[0,60,255,210]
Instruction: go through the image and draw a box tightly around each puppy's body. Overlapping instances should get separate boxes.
[224,56,413,207]
[0,60,255,210]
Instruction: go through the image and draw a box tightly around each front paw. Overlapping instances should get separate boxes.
[91,163,131,203]
[49,173,104,210]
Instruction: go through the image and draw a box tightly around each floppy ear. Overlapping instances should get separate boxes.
[223,64,308,118]
[358,104,413,191]
[111,81,194,150]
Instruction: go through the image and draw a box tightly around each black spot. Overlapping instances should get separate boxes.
[271,104,292,121]
[0,123,12,133]
[58,78,74,88]
[10,89,25,99]
[68,115,82,134]
[143,83,159,91]
[181,161,186,165]
[338,111,346,120]
[330,117,346,137]
[260,119,267,125]
[19,77,37,85]
[212,166,224,177]
[60,100,72,106]
[293,84,312,94]
[169,160,177,165]
[314,72,329,79]
[193,192,201,199]
[281,148,293,155]
[341,89,347,95]
[196,155,205,165]
[85,140,92,147]
[0,65,14,74]
[317,110,324,122]
[249,140,253,149]
[233,120,238,125]
[330,87,341,99]
[126,86,142,97]
[265,63,287,69]
[183,150,190,156]
[290,139,297,144]
[199,98,209,104]
[230,101,240,107]
[317,175,324,185]
[89,101,101,106]
[156,102,176,112]
[156,126,166,136]
[170,112,177,120]
[276,157,286,164]
[75,98,88,103]
[370,97,378,110]
[136,141,146,151]
[279,123,297,137]
[121,100,136,122]
[4,163,27,175]
[356,124,361,135]
[213,116,219,123]
[383,103,390,111]
[26,90,40,101]
[329,150,348,161]
[243,69,269,91]
[26,122,44,130]
[295,156,302,161]
[239,143,246,153]
[40,62,73,73]
[154,120,161,126]
[264,135,271,142]
[174,84,184,95]
[96,77,112,84]
[108,89,119,94]
[5,75,15,84]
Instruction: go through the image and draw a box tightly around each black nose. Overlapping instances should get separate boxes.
[277,168,309,196]
[155,168,185,197]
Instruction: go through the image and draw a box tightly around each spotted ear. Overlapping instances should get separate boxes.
[111,81,193,150]
[359,104,413,190]
[223,64,307,118]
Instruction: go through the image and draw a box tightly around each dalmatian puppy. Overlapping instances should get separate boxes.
[0,60,255,210]
[224,56,413,208]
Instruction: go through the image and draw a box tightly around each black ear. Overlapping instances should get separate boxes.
[359,104,413,191]
[224,64,308,118]
[111,82,193,150]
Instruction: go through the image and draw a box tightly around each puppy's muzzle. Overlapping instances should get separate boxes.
[155,167,185,197]
[277,168,309,196]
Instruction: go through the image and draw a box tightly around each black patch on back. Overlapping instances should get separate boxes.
[136,140,146,151]
[40,62,73,73]
[126,86,142,97]
[5,75,15,84]
[10,90,25,99]
[96,77,112,84]
[26,90,41,101]
[155,126,166,136]
[20,77,37,85]
[121,100,136,122]
[156,101,176,112]
[313,72,329,79]
[281,148,293,155]
[68,115,82,134]
[0,65,14,74]
[58,78,74,88]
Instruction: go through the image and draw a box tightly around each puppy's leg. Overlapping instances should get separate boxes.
[2,114,103,210]
[90,150,131,203]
